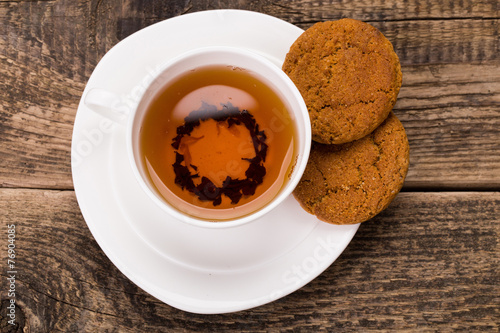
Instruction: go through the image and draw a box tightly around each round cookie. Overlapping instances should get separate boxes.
[283,18,402,144]
[293,112,409,225]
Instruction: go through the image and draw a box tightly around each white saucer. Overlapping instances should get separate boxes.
[71,9,359,314]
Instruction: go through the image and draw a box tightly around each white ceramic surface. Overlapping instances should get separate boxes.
[124,46,311,226]
[71,9,359,314]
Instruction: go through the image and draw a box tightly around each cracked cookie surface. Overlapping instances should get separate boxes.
[282,18,402,144]
[293,112,409,225]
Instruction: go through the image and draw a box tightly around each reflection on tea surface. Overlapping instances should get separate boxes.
[140,65,296,221]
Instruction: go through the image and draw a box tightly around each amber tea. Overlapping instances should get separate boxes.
[139,65,297,221]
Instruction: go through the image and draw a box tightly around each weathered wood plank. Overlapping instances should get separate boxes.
[400,105,500,189]
[262,0,500,23]
[1,60,498,189]
[397,63,500,110]
[0,0,90,190]
[0,189,498,331]
[396,62,500,189]
[375,19,500,65]
[267,3,500,65]
[100,0,500,65]
[1,0,499,332]
[0,1,499,190]
[2,1,498,71]
[0,54,80,189]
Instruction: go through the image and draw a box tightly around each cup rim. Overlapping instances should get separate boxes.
[126,46,311,229]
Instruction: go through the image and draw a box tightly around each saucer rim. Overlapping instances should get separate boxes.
[71,9,360,314]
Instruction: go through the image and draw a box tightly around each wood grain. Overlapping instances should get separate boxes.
[396,62,500,189]
[262,0,499,22]
[1,60,498,189]
[0,0,499,189]
[1,1,499,331]
[1,189,498,331]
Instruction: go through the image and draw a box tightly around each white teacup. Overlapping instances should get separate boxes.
[84,46,311,228]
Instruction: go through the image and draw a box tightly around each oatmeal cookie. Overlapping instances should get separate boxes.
[293,112,409,225]
[283,18,402,144]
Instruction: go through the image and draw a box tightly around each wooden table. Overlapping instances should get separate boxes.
[1,0,498,331]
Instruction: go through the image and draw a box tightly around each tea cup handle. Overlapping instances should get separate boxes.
[83,88,130,126]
